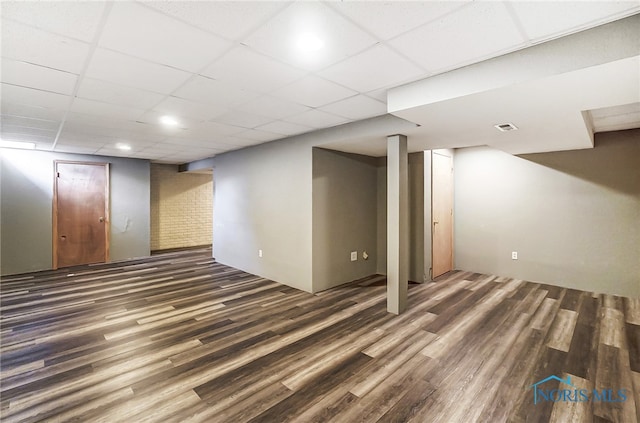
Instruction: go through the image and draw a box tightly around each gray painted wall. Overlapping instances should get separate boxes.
[212,138,314,292]
[376,161,387,275]
[211,115,417,293]
[376,152,428,282]
[312,148,378,291]
[454,129,640,297]
[408,152,426,283]
[1,148,150,275]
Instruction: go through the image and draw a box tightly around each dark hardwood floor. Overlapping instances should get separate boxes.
[1,249,638,422]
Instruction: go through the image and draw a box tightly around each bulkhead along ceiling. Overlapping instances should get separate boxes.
[1,1,639,163]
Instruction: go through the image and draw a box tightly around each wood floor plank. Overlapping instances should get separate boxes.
[632,371,640,423]
[627,323,640,373]
[625,298,640,325]
[1,248,637,422]
[547,308,579,352]
[549,374,592,423]
[594,343,637,422]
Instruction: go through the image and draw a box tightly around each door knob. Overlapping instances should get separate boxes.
[433,221,439,225]
[99,217,104,223]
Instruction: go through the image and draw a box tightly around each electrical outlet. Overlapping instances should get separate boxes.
[350,251,357,262]
[512,251,518,260]
[258,249,263,258]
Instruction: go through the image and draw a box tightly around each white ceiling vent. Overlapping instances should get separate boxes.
[494,123,518,132]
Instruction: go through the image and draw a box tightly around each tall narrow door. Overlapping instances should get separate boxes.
[431,152,453,278]
[54,161,109,269]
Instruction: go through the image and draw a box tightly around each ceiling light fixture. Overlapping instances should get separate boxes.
[0,140,36,150]
[160,115,179,126]
[116,143,132,151]
[494,123,518,132]
[296,33,324,52]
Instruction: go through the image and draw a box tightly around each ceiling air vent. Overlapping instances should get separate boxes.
[494,123,518,132]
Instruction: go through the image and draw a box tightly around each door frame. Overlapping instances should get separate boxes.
[430,150,454,279]
[53,160,110,269]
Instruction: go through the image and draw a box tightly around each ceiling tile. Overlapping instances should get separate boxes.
[142,1,287,41]
[1,1,106,42]
[176,121,247,138]
[77,78,165,109]
[201,136,247,147]
[0,115,60,131]
[243,1,377,71]
[211,110,273,129]
[329,1,469,40]
[99,2,230,72]
[165,136,231,150]
[236,128,282,142]
[271,75,357,108]
[153,96,228,121]
[94,146,137,158]
[1,83,71,110]
[139,143,178,154]
[85,48,193,94]
[173,75,260,108]
[57,129,157,154]
[235,95,311,120]
[284,109,347,129]
[319,95,387,120]
[56,132,111,148]
[0,124,57,140]
[65,112,151,132]
[1,19,91,74]
[510,1,640,43]
[320,45,426,93]
[389,2,526,73]
[55,134,103,150]
[0,129,55,145]
[201,45,306,94]
[54,144,100,154]
[215,136,265,148]
[70,98,146,121]
[136,110,201,131]
[0,102,67,122]
[1,59,77,95]
[63,114,167,142]
[255,120,312,136]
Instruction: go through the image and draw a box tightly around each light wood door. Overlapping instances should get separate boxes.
[54,161,109,268]
[431,152,453,278]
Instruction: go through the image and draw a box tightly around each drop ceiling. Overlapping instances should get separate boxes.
[1,1,639,163]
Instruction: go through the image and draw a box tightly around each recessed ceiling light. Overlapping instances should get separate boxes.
[0,140,36,150]
[296,33,324,52]
[160,115,179,126]
[494,123,518,132]
[116,143,132,151]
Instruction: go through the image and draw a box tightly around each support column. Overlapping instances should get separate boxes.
[387,134,408,314]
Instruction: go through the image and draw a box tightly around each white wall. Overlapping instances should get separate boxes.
[454,129,640,297]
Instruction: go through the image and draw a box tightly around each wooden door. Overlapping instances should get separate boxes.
[431,152,453,278]
[53,161,109,269]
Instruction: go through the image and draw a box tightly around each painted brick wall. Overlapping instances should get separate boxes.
[150,164,213,251]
